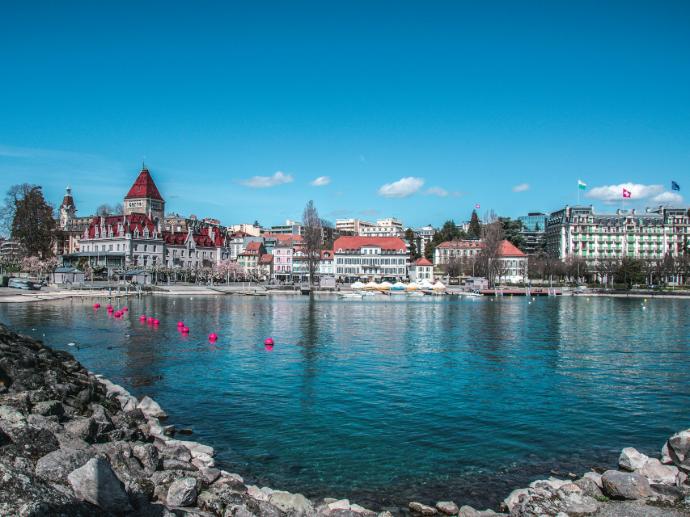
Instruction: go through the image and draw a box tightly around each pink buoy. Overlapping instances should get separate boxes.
[208,333,218,341]
[107,305,114,312]
[122,307,128,312]
[93,303,100,309]
[182,326,190,333]
[177,321,184,327]
[147,317,154,324]
[139,315,146,321]
[153,319,160,325]
[114,311,121,318]
[264,338,274,346]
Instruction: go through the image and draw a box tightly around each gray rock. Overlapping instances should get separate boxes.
[197,484,247,514]
[350,503,376,516]
[133,442,160,474]
[167,477,199,507]
[138,396,167,419]
[163,458,198,471]
[27,413,63,433]
[574,476,604,498]
[619,447,649,472]
[582,471,603,489]
[601,470,653,500]
[226,503,258,517]
[435,501,458,515]
[31,400,64,418]
[638,458,679,485]
[458,507,480,517]
[158,441,193,462]
[661,442,673,464]
[408,502,438,515]
[200,466,221,484]
[268,490,314,516]
[67,457,132,512]
[35,447,93,482]
[502,488,529,512]
[64,417,98,443]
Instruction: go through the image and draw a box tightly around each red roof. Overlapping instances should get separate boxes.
[414,257,432,266]
[436,239,525,257]
[259,253,274,264]
[241,241,263,255]
[86,214,157,239]
[162,231,188,245]
[125,167,164,201]
[436,240,483,250]
[333,236,407,253]
[499,240,526,257]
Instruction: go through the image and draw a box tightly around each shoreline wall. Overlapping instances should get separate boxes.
[0,322,689,517]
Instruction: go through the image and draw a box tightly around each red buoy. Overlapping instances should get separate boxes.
[122,307,128,312]
[107,305,114,312]
[139,315,146,321]
[177,321,184,327]
[264,338,274,346]
[153,319,160,325]
[182,326,190,333]
[208,333,218,341]
[93,303,100,309]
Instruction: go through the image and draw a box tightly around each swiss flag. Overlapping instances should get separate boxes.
[622,188,631,198]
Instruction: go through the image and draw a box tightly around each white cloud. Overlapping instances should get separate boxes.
[586,183,664,203]
[425,187,448,197]
[651,191,683,205]
[310,176,331,187]
[512,183,530,192]
[240,171,293,188]
[377,177,424,198]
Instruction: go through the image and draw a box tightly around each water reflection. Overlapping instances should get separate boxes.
[1,295,689,510]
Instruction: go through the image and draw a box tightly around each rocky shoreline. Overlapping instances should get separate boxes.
[1,323,689,517]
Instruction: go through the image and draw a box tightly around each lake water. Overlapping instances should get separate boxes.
[1,294,689,510]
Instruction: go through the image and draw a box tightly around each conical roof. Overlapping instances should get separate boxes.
[125,167,164,201]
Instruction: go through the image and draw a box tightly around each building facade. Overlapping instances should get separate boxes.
[359,218,404,238]
[434,239,528,283]
[545,205,690,265]
[518,212,548,254]
[409,257,433,282]
[335,218,374,235]
[333,236,408,280]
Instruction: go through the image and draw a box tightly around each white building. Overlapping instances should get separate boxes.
[434,239,528,284]
[409,257,433,282]
[335,218,374,235]
[546,205,690,265]
[333,236,408,280]
[359,218,404,238]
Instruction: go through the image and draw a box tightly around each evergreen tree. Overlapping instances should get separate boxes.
[11,186,56,258]
[467,210,481,239]
[425,220,466,261]
[404,228,420,260]
[498,217,526,250]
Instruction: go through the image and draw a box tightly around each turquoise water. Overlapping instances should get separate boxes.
[1,295,689,509]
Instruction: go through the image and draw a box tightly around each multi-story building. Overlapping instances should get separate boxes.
[333,236,408,280]
[409,257,434,282]
[76,166,231,273]
[267,220,303,235]
[0,239,21,262]
[273,242,293,282]
[258,253,273,280]
[54,186,93,256]
[434,240,484,266]
[319,250,334,277]
[434,239,528,283]
[238,241,266,277]
[518,212,548,254]
[335,218,374,235]
[545,205,690,265]
[228,223,262,237]
[414,225,436,256]
[359,218,404,238]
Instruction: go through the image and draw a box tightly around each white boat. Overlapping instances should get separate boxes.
[339,292,363,299]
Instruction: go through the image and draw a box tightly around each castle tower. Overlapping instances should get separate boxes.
[59,186,77,229]
[123,165,165,223]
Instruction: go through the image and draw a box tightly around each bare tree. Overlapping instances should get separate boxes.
[596,257,619,288]
[96,203,124,216]
[477,221,504,287]
[444,257,463,278]
[302,200,323,288]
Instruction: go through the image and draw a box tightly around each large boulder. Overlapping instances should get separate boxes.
[618,447,649,471]
[67,457,132,512]
[137,396,167,419]
[166,477,199,507]
[35,447,93,482]
[268,490,314,516]
[601,470,653,500]
[638,458,679,485]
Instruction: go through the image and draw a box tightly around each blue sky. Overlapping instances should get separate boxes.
[1,1,689,227]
